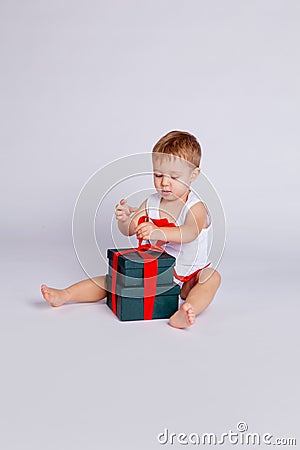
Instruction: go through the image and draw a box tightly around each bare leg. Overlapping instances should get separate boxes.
[41,276,107,307]
[169,268,221,329]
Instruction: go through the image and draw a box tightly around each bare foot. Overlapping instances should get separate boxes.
[169,302,196,329]
[41,284,71,307]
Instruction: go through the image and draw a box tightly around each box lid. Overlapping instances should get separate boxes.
[107,248,176,269]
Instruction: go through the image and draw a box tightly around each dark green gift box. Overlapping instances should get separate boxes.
[107,248,176,287]
[106,275,180,321]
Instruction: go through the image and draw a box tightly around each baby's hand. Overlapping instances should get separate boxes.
[135,221,161,241]
[115,199,137,223]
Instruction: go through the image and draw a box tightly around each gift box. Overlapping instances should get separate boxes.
[106,242,180,321]
[106,274,180,321]
[107,247,175,287]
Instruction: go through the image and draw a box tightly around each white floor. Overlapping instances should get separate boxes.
[0,243,299,450]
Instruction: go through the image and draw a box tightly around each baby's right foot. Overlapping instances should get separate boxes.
[41,284,71,307]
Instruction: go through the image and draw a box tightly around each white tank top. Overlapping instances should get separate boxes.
[146,191,212,278]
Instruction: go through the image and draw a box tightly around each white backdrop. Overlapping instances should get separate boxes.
[1,1,299,257]
[0,1,299,449]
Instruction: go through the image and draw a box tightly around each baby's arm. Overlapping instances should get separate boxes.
[115,198,147,236]
[135,202,207,244]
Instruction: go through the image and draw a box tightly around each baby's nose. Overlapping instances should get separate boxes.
[161,175,170,185]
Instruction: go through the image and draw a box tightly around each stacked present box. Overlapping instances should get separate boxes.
[106,246,180,321]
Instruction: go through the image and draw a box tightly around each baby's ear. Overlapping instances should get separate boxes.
[191,167,201,181]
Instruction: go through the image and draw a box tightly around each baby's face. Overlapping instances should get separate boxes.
[152,154,199,202]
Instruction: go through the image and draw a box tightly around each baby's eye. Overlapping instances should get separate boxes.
[171,176,179,180]
[154,174,162,178]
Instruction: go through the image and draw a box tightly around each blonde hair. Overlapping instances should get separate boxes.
[152,130,201,167]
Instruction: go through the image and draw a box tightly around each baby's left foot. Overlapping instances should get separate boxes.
[169,302,195,329]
